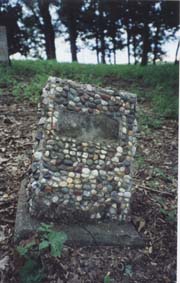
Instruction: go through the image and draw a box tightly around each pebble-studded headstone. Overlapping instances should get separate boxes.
[15,77,144,247]
[0,26,9,64]
[27,77,138,223]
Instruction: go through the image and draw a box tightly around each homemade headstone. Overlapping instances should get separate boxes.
[0,26,9,64]
[15,77,144,247]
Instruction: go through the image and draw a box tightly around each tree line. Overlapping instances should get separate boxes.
[0,0,179,65]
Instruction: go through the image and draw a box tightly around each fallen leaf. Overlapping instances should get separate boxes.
[0,256,9,270]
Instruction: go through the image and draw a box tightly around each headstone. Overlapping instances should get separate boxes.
[0,26,9,64]
[15,77,144,247]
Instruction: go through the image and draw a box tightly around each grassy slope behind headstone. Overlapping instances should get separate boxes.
[0,60,178,118]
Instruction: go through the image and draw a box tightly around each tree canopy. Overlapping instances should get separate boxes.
[0,0,179,64]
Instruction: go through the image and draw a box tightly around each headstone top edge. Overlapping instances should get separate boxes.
[46,76,137,101]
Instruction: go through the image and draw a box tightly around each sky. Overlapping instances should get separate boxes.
[54,36,180,64]
[11,34,180,64]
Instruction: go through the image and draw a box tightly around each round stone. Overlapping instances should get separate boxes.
[93,154,99,160]
[117,146,123,153]
[109,207,116,215]
[83,184,91,191]
[91,189,97,195]
[59,181,67,187]
[68,172,75,177]
[67,183,74,189]
[82,152,88,158]
[83,191,91,197]
[96,212,101,219]
[82,142,88,147]
[75,184,82,189]
[34,151,42,160]
[52,196,59,203]
[91,169,98,177]
[44,151,50,157]
[82,168,90,174]
[87,159,93,166]
[111,157,119,163]
[111,191,118,198]
[100,154,105,159]
[77,196,82,201]
[61,187,69,193]
[100,170,106,176]
[122,127,127,134]
[124,192,131,198]
[67,177,73,184]
[102,187,108,193]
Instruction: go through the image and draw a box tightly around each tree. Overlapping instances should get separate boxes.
[22,0,56,60]
[58,0,84,62]
[38,0,56,59]
[0,1,29,56]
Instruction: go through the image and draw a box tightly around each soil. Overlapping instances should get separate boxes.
[0,88,177,283]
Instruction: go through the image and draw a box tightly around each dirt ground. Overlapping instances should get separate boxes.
[0,91,177,283]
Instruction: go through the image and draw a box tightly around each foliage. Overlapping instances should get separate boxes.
[104,272,111,283]
[18,259,45,283]
[0,1,29,56]
[156,198,177,224]
[37,223,67,257]
[17,223,67,283]
[124,264,133,277]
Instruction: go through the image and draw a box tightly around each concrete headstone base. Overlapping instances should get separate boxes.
[15,179,144,247]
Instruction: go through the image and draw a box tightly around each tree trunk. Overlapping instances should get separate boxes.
[112,37,116,64]
[68,12,78,62]
[132,34,137,65]
[69,29,78,62]
[38,0,56,60]
[126,23,131,64]
[95,36,100,64]
[153,25,160,65]
[99,0,106,64]
[99,29,106,63]
[141,21,149,66]
[175,40,180,64]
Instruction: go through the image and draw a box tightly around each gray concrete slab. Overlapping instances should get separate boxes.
[14,179,144,248]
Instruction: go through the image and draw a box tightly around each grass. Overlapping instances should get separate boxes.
[0,60,178,118]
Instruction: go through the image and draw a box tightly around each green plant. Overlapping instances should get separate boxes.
[153,167,166,179]
[104,272,111,283]
[124,264,133,277]
[160,208,177,223]
[38,223,67,257]
[135,154,145,169]
[18,259,45,283]
[17,223,67,283]
[156,198,177,224]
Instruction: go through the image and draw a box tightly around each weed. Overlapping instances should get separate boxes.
[135,154,145,169]
[156,198,177,224]
[124,264,133,277]
[138,111,164,131]
[17,223,67,283]
[104,272,111,283]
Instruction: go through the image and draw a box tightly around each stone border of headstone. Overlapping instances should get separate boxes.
[15,178,144,247]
